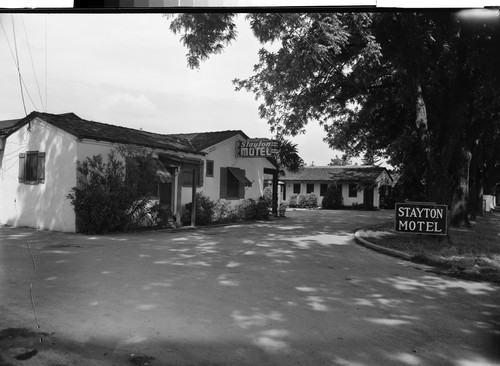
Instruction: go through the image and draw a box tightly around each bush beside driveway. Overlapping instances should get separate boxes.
[1,210,499,366]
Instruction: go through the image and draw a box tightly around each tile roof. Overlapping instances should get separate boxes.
[167,130,249,151]
[280,165,392,184]
[2,111,203,155]
[0,118,21,133]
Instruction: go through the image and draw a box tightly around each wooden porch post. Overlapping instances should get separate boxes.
[264,167,279,217]
[176,167,182,226]
[191,168,196,227]
[272,170,278,217]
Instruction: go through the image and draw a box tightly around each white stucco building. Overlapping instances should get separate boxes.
[280,166,394,208]
[0,112,278,232]
[169,131,278,209]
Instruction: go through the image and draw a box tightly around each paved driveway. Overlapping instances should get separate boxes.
[1,210,499,366]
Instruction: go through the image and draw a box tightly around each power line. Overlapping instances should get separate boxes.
[21,15,45,112]
[11,14,28,116]
[45,15,48,112]
[1,16,41,114]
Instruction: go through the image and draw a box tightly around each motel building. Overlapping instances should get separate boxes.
[0,112,278,233]
[279,165,394,208]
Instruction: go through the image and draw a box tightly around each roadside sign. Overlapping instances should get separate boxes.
[237,139,278,158]
[395,202,448,236]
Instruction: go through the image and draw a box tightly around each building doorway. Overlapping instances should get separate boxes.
[363,187,374,207]
[159,182,173,206]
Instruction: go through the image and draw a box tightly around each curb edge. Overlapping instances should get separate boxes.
[354,231,413,261]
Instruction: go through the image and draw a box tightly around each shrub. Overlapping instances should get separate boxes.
[262,186,273,206]
[256,196,271,220]
[149,203,175,228]
[278,202,288,217]
[298,194,306,208]
[238,197,271,221]
[289,194,298,208]
[184,192,215,226]
[67,149,157,234]
[212,199,239,224]
[322,184,344,209]
[298,193,318,209]
[238,198,257,220]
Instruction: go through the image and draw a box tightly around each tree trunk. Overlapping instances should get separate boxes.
[450,147,472,227]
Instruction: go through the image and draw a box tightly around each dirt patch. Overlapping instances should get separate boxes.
[0,328,49,341]
[129,353,156,365]
[0,327,123,366]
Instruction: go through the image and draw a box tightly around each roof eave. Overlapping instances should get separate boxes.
[78,135,206,156]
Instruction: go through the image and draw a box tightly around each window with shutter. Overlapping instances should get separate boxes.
[238,169,246,199]
[25,152,38,183]
[226,170,240,198]
[37,152,45,183]
[18,151,45,184]
[220,167,227,199]
[18,153,25,182]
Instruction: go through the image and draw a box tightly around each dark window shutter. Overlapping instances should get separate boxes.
[18,153,25,182]
[238,169,246,199]
[37,152,45,183]
[220,167,227,199]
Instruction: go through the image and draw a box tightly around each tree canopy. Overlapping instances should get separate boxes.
[169,11,500,226]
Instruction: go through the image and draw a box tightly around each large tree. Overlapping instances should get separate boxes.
[169,12,500,226]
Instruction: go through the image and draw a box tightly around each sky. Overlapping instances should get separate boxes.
[0,13,345,166]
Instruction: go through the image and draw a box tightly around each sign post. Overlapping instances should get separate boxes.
[395,202,448,236]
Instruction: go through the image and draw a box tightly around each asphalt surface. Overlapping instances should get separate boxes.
[1,209,499,366]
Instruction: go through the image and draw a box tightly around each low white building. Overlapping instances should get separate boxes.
[0,112,278,232]
[280,166,394,208]
[168,130,278,207]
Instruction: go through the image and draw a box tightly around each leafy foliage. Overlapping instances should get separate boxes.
[212,199,239,224]
[262,186,273,206]
[275,139,304,173]
[149,203,176,228]
[169,13,237,69]
[67,148,157,234]
[298,193,318,209]
[169,11,500,226]
[238,197,271,221]
[184,192,216,226]
[322,184,344,209]
[328,154,351,166]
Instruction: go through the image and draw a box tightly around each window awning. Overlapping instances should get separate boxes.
[154,159,173,183]
[227,167,253,187]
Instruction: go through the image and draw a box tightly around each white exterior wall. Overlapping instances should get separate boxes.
[0,118,78,232]
[483,195,496,212]
[283,181,324,203]
[283,181,376,207]
[342,184,361,206]
[76,139,117,163]
[374,186,380,208]
[180,134,275,208]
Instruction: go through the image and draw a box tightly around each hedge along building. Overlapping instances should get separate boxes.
[167,131,279,213]
[280,165,394,208]
[0,112,205,232]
